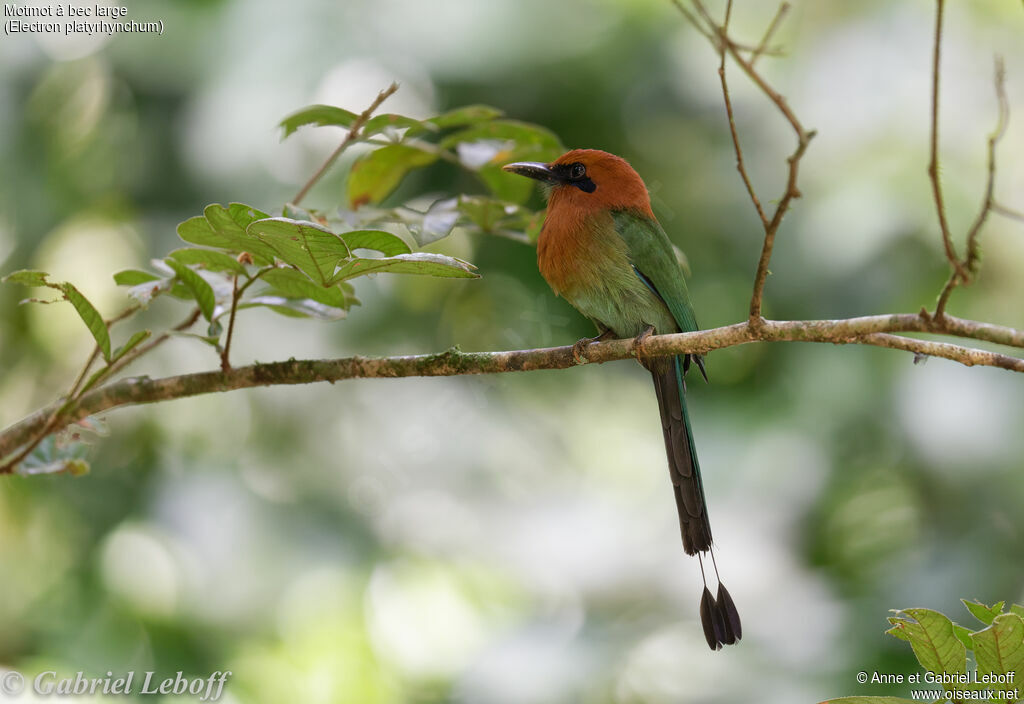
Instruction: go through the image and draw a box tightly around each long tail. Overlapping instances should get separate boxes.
[650,355,742,650]
[650,356,711,554]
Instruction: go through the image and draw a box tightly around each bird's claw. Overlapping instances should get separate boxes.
[572,330,615,364]
[632,325,655,363]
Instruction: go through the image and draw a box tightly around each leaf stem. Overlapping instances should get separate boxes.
[292,83,399,207]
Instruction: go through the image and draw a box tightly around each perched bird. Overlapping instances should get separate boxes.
[503,149,740,650]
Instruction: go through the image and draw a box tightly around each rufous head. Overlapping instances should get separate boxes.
[502,149,654,217]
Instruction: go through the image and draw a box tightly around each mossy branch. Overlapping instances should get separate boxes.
[3,312,1023,467]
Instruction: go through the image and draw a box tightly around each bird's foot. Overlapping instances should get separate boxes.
[631,325,656,363]
[572,329,615,364]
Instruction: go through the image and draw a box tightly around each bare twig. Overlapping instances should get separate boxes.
[678,0,815,328]
[933,54,1018,320]
[292,82,399,206]
[715,1,769,229]
[927,0,969,287]
[3,311,1024,466]
[992,203,1024,222]
[750,2,791,67]
[964,57,1009,274]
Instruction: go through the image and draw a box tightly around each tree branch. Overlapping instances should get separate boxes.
[3,313,1023,466]
[678,1,816,329]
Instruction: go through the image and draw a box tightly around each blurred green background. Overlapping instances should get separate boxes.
[2,1,1024,702]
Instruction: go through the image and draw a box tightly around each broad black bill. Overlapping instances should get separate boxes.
[716,582,742,645]
[700,587,722,651]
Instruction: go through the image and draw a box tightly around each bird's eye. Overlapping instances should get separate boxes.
[570,163,586,180]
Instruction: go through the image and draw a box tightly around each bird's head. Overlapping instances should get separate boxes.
[502,149,653,217]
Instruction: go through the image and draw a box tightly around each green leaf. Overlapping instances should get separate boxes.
[341,230,411,256]
[258,267,353,309]
[972,613,1024,693]
[169,248,247,275]
[441,120,563,204]
[348,144,437,208]
[361,113,432,138]
[2,269,50,287]
[330,252,478,283]
[964,599,1005,626]
[57,283,111,362]
[165,259,216,321]
[113,269,160,286]
[439,119,562,153]
[952,624,974,651]
[887,609,966,680]
[428,105,503,129]
[111,330,151,363]
[239,296,347,321]
[248,218,350,286]
[279,104,358,139]
[1012,605,1024,618]
[171,331,222,348]
[177,203,277,264]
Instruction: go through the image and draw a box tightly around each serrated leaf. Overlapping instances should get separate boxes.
[249,218,350,286]
[239,296,347,321]
[111,330,151,363]
[341,230,411,256]
[2,269,50,287]
[348,144,437,209]
[165,259,216,321]
[114,269,160,286]
[428,105,503,129]
[57,283,111,362]
[169,248,247,275]
[279,104,358,139]
[889,609,966,680]
[886,618,912,642]
[972,613,1024,692]
[258,267,352,309]
[330,252,478,283]
[361,113,432,138]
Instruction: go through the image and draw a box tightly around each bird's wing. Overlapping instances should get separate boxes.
[612,210,699,333]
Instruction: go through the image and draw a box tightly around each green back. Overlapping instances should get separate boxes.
[612,210,699,333]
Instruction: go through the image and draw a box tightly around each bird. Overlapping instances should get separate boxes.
[503,149,741,650]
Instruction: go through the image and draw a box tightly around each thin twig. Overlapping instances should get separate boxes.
[964,56,1009,275]
[927,0,969,286]
[992,203,1024,222]
[66,303,143,399]
[750,2,790,67]
[292,82,399,206]
[221,274,240,372]
[934,55,1016,320]
[716,0,769,229]
[680,0,815,328]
